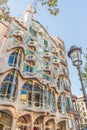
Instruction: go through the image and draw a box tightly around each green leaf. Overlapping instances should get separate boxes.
[0,15,2,20]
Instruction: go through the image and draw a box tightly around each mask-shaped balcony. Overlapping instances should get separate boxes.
[44,70,51,76]
[53,59,59,66]
[52,49,58,57]
[43,52,50,62]
[43,65,51,71]
[26,55,36,64]
[13,29,23,43]
[28,41,37,52]
[28,41,37,47]
[38,27,43,36]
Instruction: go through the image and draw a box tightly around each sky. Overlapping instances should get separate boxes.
[7,0,87,96]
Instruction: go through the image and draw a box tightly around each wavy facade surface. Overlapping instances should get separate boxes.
[0,6,75,130]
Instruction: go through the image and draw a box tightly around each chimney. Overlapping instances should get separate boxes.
[24,5,34,24]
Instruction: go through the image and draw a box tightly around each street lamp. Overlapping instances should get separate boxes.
[68,45,87,109]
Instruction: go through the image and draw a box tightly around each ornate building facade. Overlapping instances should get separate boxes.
[0,6,75,130]
[75,96,87,130]
[72,95,81,130]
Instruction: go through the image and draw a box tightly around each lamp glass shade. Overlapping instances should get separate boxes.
[70,49,82,66]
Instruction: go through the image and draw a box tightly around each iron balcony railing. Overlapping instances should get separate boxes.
[66,106,74,113]
[64,84,71,92]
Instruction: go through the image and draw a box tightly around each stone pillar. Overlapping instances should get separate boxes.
[43,86,45,110]
[11,117,17,130]
[32,81,34,108]
[31,119,34,130]
[11,71,17,100]
[42,122,45,130]
[15,72,21,104]
[65,119,69,130]
[16,49,21,68]
[73,118,77,130]
[54,122,57,130]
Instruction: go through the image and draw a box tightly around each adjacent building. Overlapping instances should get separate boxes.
[72,95,81,130]
[0,6,75,130]
[76,96,87,130]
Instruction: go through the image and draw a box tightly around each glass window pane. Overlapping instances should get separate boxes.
[44,39,48,47]
[8,55,14,66]
[20,90,27,105]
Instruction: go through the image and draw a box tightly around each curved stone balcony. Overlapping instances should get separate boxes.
[21,71,48,84]
[0,95,56,115]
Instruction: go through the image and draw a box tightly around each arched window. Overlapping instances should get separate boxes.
[57,78,63,91]
[0,73,18,100]
[63,80,70,91]
[8,51,21,67]
[17,116,28,130]
[8,52,18,66]
[58,95,66,114]
[20,82,32,106]
[57,124,62,130]
[66,97,72,110]
[0,111,12,130]
[33,84,43,107]
[16,114,31,130]
[48,92,56,112]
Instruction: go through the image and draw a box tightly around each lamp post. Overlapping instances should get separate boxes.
[68,45,87,109]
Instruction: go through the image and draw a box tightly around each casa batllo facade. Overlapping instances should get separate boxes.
[0,6,75,130]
